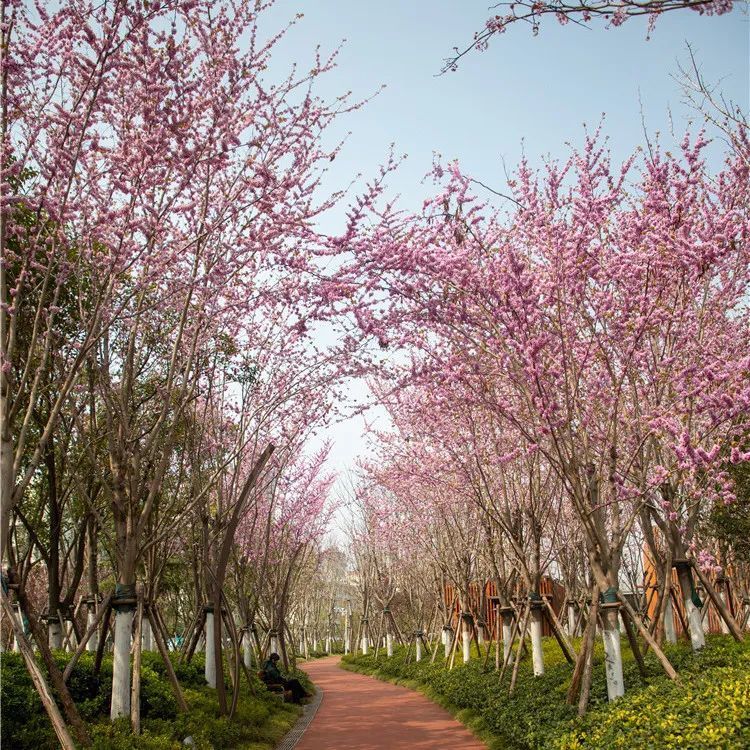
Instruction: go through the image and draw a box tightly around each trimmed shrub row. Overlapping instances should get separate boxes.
[1,650,307,750]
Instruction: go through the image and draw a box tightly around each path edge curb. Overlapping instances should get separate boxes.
[274,687,324,750]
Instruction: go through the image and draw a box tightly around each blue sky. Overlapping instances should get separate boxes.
[257,1,749,499]
[261,1,748,206]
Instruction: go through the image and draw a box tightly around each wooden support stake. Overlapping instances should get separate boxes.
[131,594,144,734]
[576,591,600,716]
[567,587,599,706]
[509,603,530,695]
[620,604,647,682]
[64,593,113,682]
[222,606,243,718]
[150,603,189,711]
[618,594,678,681]
[498,611,521,682]
[93,602,112,676]
[691,562,744,642]
[14,584,92,746]
[1,593,77,750]
[543,597,576,664]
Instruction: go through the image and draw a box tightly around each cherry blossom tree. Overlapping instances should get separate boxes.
[443,1,740,71]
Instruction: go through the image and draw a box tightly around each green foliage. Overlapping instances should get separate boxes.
[1,650,301,750]
[708,459,750,564]
[298,648,344,659]
[557,665,750,750]
[342,635,750,750]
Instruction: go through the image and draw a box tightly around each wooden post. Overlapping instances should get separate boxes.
[94,602,112,676]
[618,594,678,681]
[509,603,531,694]
[543,597,576,664]
[620,604,647,682]
[691,562,744,642]
[1,593,78,750]
[567,589,599,706]
[64,593,113,682]
[13,583,92,746]
[576,593,600,715]
[222,606,242,719]
[150,602,189,712]
[131,594,144,734]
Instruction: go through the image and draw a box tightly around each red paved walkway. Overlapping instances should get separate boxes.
[295,656,487,750]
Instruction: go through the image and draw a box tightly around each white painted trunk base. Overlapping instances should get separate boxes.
[686,598,706,650]
[415,639,423,662]
[64,620,76,652]
[502,621,513,664]
[530,609,545,676]
[141,617,153,652]
[719,593,731,635]
[48,618,63,650]
[86,609,99,652]
[386,632,393,657]
[663,597,677,644]
[443,629,453,658]
[204,612,216,688]
[361,635,369,655]
[601,617,625,701]
[462,629,471,664]
[567,605,577,638]
[110,608,134,719]
[12,605,22,652]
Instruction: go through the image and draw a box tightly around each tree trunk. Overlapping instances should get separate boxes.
[141,615,153,652]
[675,561,705,651]
[461,614,472,664]
[501,609,514,666]
[110,604,134,719]
[600,604,625,701]
[567,600,579,637]
[443,625,453,659]
[529,602,545,677]
[204,608,216,687]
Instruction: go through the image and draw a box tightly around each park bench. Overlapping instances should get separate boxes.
[257,670,293,702]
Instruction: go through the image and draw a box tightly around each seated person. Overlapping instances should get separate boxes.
[261,653,310,703]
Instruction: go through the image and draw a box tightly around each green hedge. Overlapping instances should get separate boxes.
[1,650,304,750]
[342,635,750,750]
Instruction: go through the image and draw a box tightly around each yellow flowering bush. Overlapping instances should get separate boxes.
[556,665,750,750]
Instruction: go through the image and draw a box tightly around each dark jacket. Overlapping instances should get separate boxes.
[262,658,283,684]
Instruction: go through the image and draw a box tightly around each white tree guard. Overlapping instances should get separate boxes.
[110,608,134,719]
[204,612,216,688]
[529,609,545,677]
[601,615,625,701]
